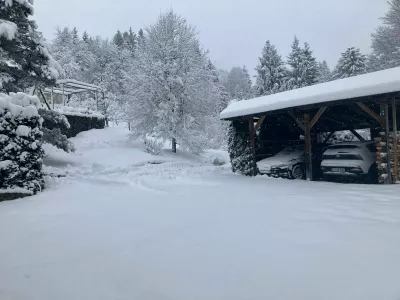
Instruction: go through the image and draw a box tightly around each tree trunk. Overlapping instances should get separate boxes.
[172,138,177,153]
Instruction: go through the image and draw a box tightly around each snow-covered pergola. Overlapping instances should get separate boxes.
[221,67,400,184]
[41,79,102,109]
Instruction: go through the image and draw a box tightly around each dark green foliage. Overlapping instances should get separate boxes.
[0,0,56,92]
[228,121,258,176]
[39,109,75,152]
[0,105,44,193]
[41,128,75,152]
[60,114,105,138]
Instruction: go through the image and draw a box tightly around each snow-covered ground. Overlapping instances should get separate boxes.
[1,126,400,300]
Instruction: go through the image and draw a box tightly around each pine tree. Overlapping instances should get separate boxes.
[225,66,253,100]
[254,40,287,96]
[286,36,303,89]
[227,121,258,176]
[72,27,79,45]
[0,0,60,92]
[113,30,124,47]
[333,47,367,79]
[300,42,318,86]
[286,38,318,89]
[317,60,331,83]
[371,0,400,70]
[82,31,89,43]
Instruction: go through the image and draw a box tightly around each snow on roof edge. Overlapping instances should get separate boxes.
[220,67,400,120]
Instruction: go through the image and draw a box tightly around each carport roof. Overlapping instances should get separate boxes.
[220,67,400,120]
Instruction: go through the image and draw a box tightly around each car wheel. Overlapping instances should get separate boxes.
[291,165,304,180]
[365,164,379,184]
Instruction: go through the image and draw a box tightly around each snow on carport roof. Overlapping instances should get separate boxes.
[220,67,400,120]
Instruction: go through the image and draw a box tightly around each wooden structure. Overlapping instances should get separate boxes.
[40,79,102,110]
[221,67,400,184]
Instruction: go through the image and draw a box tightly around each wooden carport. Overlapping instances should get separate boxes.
[221,67,400,184]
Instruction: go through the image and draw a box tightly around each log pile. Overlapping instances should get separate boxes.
[375,133,400,183]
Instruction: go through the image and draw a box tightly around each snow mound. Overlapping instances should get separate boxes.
[4,0,34,14]
[0,20,17,40]
[55,106,104,119]
[0,93,40,118]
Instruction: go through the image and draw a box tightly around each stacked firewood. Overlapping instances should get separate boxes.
[375,133,400,183]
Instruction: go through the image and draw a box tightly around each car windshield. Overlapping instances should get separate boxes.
[278,145,304,155]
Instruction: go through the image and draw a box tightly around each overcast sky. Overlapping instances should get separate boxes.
[35,0,388,76]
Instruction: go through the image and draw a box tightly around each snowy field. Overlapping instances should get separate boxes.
[1,126,400,300]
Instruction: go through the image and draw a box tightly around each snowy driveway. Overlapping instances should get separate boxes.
[1,127,400,300]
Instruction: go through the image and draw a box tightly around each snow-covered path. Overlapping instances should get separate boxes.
[1,127,400,300]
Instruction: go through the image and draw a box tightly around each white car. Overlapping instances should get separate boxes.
[321,141,378,183]
[257,145,305,180]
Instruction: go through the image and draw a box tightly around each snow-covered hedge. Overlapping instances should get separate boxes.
[0,92,44,193]
[228,121,258,176]
[49,107,105,138]
[54,106,105,120]
[39,109,75,153]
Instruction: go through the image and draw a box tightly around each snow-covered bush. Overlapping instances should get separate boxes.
[39,108,75,153]
[227,121,258,176]
[143,137,164,156]
[0,93,44,193]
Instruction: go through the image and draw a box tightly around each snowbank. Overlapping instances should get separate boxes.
[55,106,104,120]
[0,20,17,40]
[0,92,40,118]
[4,0,34,13]
[221,66,400,119]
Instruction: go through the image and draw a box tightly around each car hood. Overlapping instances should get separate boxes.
[258,154,304,170]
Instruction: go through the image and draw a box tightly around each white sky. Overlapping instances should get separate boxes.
[34,0,388,76]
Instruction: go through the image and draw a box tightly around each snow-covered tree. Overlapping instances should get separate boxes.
[124,11,220,154]
[300,42,319,86]
[0,93,45,193]
[370,0,400,70]
[227,121,257,176]
[317,60,331,83]
[286,37,318,89]
[224,66,253,100]
[0,0,60,92]
[285,36,303,89]
[254,40,287,96]
[51,27,81,79]
[332,47,367,79]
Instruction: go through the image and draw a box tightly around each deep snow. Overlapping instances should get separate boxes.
[1,126,400,300]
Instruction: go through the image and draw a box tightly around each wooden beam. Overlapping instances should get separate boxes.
[356,102,382,123]
[349,129,365,141]
[39,89,52,110]
[383,104,393,184]
[392,99,399,182]
[303,114,313,181]
[309,106,327,129]
[322,132,335,145]
[288,110,305,131]
[255,115,266,131]
[249,119,257,176]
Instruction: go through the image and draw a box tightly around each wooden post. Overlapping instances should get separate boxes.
[383,104,393,184]
[303,114,313,181]
[51,88,54,109]
[249,119,257,176]
[172,138,177,153]
[62,84,65,106]
[392,99,398,182]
